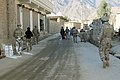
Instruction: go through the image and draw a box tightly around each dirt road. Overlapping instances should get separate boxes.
[0,37,80,80]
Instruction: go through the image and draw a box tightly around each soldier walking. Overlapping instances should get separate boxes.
[32,26,40,44]
[60,26,65,40]
[98,13,114,68]
[13,24,24,55]
[25,27,33,52]
[73,27,78,43]
[118,28,120,40]
[65,27,69,39]
[80,29,87,42]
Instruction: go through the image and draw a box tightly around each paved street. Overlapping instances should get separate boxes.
[0,36,80,80]
[0,34,120,80]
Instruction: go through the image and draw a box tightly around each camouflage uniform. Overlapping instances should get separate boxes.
[80,29,87,42]
[25,27,33,52]
[13,25,24,55]
[73,27,78,43]
[99,22,114,68]
[32,26,40,44]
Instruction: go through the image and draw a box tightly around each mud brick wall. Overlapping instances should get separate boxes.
[0,0,17,47]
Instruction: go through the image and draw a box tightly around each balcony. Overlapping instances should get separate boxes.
[19,0,53,14]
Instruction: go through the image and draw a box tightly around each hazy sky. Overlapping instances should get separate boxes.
[96,0,101,7]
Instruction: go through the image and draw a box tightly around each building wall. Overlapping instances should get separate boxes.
[0,0,53,49]
[16,0,50,34]
[64,22,73,29]
[0,0,16,47]
[110,14,120,32]
[64,22,81,29]
[17,5,20,25]
[23,8,30,32]
[0,0,8,46]
[49,20,61,34]
[48,16,67,34]
[8,0,16,43]
[115,14,120,32]
[73,23,81,29]
[33,12,38,28]
[111,7,120,32]
[59,18,65,26]
[49,18,66,34]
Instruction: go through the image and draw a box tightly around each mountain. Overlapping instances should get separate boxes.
[96,0,120,7]
[50,0,70,13]
[107,0,120,7]
[50,0,120,21]
[63,0,96,21]
[50,0,96,21]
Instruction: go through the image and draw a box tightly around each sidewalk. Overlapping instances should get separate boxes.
[74,42,120,80]
[0,33,60,76]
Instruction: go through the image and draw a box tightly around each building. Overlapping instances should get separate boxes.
[64,22,81,29]
[48,16,68,33]
[17,0,53,34]
[0,0,53,57]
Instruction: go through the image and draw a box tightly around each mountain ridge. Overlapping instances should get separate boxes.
[50,0,120,21]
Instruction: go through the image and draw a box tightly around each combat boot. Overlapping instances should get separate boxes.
[106,60,109,67]
[103,60,106,68]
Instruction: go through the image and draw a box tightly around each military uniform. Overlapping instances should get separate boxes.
[73,27,78,43]
[25,27,33,52]
[13,25,24,55]
[80,29,87,42]
[65,27,69,39]
[99,22,114,68]
[32,26,40,44]
[13,26,23,39]
[60,27,65,40]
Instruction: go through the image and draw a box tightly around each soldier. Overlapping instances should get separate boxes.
[25,27,33,52]
[98,13,114,68]
[13,24,24,55]
[118,28,120,40]
[80,29,87,42]
[65,27,69,39]
[73,27,78,43]
[32,26,40,44]
[60,26,65,40]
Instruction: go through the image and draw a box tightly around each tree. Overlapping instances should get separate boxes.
[97,0,111,18]
[63,16,71,22]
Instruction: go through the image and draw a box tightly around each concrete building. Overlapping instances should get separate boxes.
[16,0,53,33]
[64,22,81,29]
[48,16,68,33]
[0,0,53,57]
